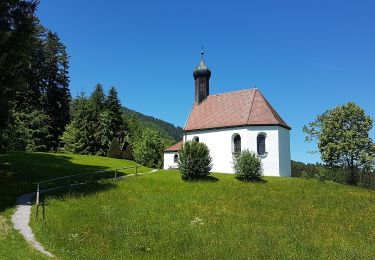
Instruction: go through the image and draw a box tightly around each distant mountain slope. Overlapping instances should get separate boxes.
[123,107,183,143]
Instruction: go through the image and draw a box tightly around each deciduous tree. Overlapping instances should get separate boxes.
[133,129,164,168]
[304,102,374,184]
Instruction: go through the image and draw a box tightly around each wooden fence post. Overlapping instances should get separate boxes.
[42,197,46,225]
[136,165,138,175]
[35,184,40,220]
[115,169,117,179]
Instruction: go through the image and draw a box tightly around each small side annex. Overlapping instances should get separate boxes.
[163,141,182,169]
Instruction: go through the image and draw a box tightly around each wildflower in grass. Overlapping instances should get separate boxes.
[67,233,79,242]
[190,217,204,226]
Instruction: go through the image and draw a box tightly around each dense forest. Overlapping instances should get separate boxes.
[123,107,183,143]
[291,160,375,188]
[0,1,70,152]
[0,0,181,167]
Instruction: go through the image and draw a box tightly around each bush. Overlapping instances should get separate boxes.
[314,168,326,181]
[292,160,375,189]
[133,129,164,168]
[233,150,263,181]
[357,171,375,189]
[178,141,212,180]
[291,160,322,177]
[107,137,122,159]
[300,171,310,179]
[122,142,134,160]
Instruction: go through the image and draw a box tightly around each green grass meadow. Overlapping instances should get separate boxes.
[0,152,149,259]
[1,152,375,259]
[30,170,375,259]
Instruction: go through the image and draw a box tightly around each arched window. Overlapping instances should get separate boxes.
[257,133,266,156]
[233,134,241,153]
[193,136,199,142]
[174,154,179,163]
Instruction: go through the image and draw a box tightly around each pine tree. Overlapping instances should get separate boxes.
[0,0,39,150]
[106,86,124,135]
[96,110,113,155]
[105,86,128,154]
[62,87,111,156]
[61,86,130,157]
[42,31,71,150]
[0,1,72,152]
[107,137,122,159]
[13,24,46,113]
[62,92,93,154]
[90,83,106,113]
[88,84,107,155]
[5,109,52,152]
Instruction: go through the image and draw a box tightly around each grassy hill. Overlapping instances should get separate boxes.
[1,153,375,259]
[123,107,183,143]
[32,172,375,258]
[0,152,150,259]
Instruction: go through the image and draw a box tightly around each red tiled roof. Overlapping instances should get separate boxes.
[184,89,291,131]
[164,141,183,152]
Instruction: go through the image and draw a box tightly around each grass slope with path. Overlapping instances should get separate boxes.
[31,170,375,259]
[0,152,150,259]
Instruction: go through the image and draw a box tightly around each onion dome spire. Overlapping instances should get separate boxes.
[193,47,211,103]
[193,47,211,79]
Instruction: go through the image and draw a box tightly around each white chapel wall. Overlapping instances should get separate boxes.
[186,127,247,173]
[163,152,179,169]
[185,126,290,176]
[278,127,291,177]
[245,126,280,176]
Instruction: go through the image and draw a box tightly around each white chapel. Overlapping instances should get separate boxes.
[164,54,291,177]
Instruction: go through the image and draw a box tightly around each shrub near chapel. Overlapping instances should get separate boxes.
[233,149,263,181]
[178,141,213,180]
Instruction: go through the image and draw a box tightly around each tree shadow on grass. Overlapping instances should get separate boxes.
[183,175,219,182]
[235,176,268,184]
[33,181,118,224]
[41,181,118,201]
[0,152,120,213]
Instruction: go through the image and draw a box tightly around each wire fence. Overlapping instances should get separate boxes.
[34,165,141,220]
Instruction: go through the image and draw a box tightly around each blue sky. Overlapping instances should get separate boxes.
[37,0,375,163]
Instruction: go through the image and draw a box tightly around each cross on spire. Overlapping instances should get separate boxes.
[200,45,204,61]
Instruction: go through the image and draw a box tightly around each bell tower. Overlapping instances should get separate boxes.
[193,50,211,104]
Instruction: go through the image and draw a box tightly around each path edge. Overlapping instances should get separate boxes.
[11,169,158,258]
